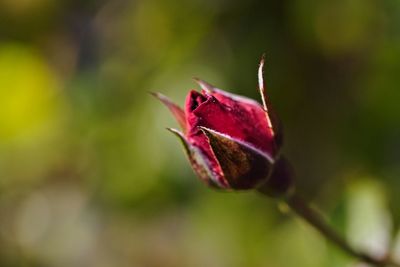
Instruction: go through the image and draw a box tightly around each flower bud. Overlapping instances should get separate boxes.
[154,56,294,193]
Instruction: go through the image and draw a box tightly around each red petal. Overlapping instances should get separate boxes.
[186,90,277,157]
[193,77,282,149]
[185,90,208,114]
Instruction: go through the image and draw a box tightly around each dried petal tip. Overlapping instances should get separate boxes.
[151,92,187,131]
[193,77,215,94]
[200,126,274,189]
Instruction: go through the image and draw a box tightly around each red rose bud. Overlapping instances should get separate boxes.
[154,56,292,193]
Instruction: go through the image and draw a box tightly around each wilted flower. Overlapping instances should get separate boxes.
[154,57,291,193]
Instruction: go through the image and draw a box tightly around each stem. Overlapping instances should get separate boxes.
[284,193,400,267]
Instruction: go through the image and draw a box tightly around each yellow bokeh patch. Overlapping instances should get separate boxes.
[0,43,60,140]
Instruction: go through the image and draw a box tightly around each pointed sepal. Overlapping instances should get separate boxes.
[192,77,215,94]
[257,55,283,147]
[151,92,187,131]
[200,127,274,189]
[167,128,222,188]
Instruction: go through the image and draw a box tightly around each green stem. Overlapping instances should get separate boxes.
[284,193,400,267]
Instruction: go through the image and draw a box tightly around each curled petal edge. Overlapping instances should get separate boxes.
[193,77,262,107]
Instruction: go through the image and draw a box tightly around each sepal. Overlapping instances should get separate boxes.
[151,92,187,131]
[167,128,223,188]
[257,156,295,198]
[200,127,274,189]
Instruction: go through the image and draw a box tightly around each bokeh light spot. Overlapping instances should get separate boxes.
[0,43,60,140]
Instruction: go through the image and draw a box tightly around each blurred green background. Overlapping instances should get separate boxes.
[1,0,400,266]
